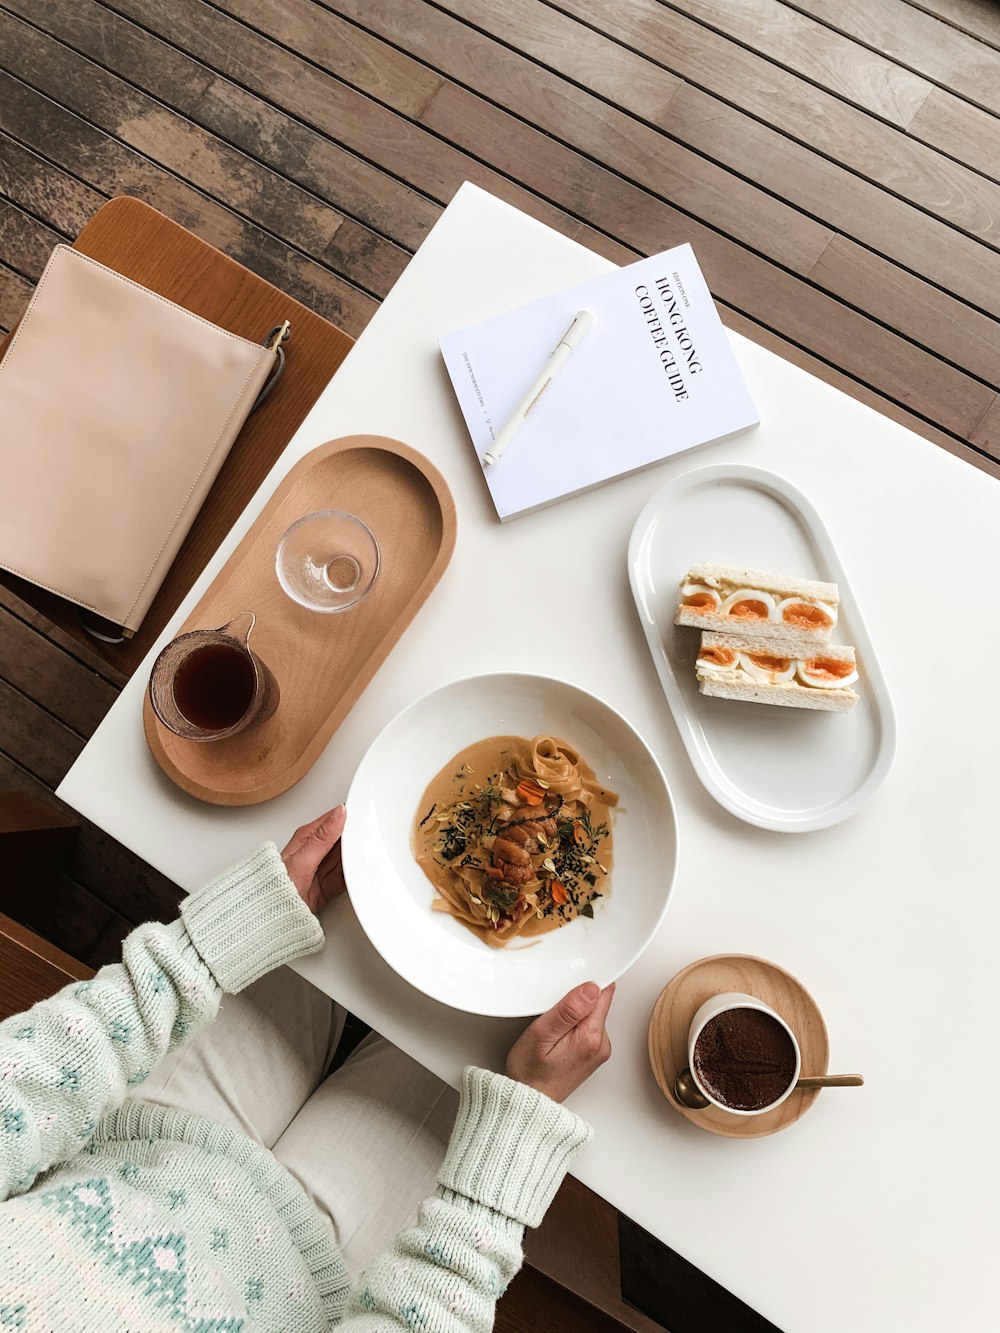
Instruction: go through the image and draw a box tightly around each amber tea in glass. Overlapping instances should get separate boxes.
[149,611,275,742]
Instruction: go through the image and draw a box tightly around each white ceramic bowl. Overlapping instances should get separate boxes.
[342,672,678,1016]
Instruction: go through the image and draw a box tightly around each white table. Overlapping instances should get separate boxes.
[59,183,997,1332]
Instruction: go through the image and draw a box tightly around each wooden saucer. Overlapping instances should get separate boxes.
[648,953,829,1139]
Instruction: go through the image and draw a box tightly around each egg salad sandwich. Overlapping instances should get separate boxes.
[675,562,838,655]
[696,631,859,712]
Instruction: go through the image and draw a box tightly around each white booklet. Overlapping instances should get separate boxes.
[440,244,759,520]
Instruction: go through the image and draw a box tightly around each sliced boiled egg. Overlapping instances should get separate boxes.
[797,656,859,689]
[680,582,721,613]
[720,589,775,620]
[739,651,796,684]
[775,596,837,630]
[697,644,740,672]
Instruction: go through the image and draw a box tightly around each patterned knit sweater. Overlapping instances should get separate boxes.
[0,843,592,1331]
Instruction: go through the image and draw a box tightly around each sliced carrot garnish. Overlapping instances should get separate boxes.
[551,881,569,906]
[516,779,545,805]
[573,821,587,846]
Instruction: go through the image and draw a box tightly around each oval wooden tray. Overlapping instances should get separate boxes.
[143,435,456,805]
[648,953,829,1139]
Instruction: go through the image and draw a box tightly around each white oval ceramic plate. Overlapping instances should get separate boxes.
[342,673,678,1016]
[627,464,896,832]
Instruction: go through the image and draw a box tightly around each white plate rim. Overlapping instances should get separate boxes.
[627,463,897,833]
[341,670,680,1015]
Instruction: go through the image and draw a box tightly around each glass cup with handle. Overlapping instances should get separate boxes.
[148,611,277,741]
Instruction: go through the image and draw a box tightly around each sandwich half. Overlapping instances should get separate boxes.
[696,631,860,712]
[675,562,839,654]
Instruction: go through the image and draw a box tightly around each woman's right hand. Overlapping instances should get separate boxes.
[505,981,615,1103]
[281,805,348,915]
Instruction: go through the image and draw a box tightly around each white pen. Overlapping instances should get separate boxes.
[482,309,595,466]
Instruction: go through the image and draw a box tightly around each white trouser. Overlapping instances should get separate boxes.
[135,967,457,1277]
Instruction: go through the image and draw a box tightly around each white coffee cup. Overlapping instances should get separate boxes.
[687,992,801,1116]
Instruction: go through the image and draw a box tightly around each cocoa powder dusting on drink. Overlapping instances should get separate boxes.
[693,1008,797,1111]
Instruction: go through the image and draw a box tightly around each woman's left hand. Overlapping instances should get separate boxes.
[281,805,348,914]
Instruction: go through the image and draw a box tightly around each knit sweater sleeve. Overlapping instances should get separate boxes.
[340,1066,592,1331]
[0,842,322,1201]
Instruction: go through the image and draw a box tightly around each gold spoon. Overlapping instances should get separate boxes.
[673,1068,864,1109]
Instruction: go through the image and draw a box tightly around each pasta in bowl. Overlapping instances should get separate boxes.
[343,673,677,1016]
[414,735,617,947]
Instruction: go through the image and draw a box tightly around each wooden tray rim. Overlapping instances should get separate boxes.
[143,434,457,804]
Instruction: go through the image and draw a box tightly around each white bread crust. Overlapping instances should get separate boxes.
[700,630,855,665]
[675,606,832,652]
[697,674,858,712]
[685,563,839,603]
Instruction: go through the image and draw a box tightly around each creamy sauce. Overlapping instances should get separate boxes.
[412,735,615,949]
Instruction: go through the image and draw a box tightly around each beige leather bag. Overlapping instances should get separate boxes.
[0,245,286,636]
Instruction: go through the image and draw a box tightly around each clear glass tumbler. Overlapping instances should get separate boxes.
[275,510,380,613]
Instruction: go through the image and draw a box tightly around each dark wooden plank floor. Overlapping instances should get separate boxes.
[2,2,1000,1328]
[3,0,999,470]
